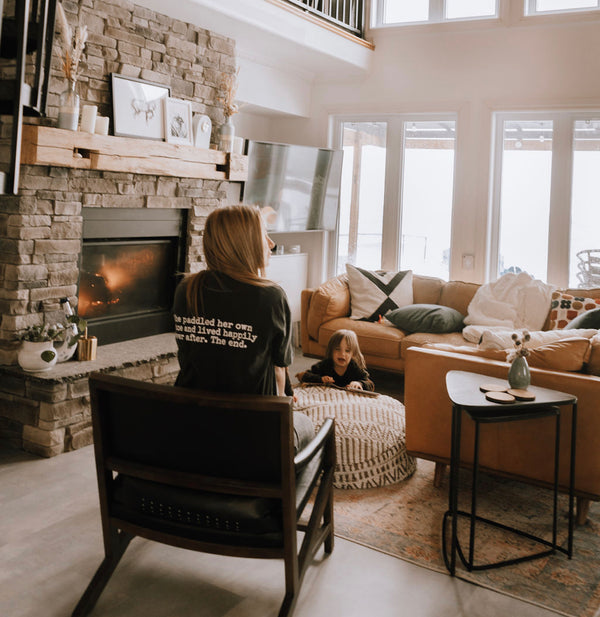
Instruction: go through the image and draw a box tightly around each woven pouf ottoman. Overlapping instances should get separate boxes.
[294,385,416,489]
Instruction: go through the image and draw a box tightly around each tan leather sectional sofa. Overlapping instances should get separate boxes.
[300,274,480,373]
[404,346,600,523]
[300,273,600,521]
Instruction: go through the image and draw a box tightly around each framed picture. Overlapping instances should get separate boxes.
[110,74,170,140]
[163,97,193,146]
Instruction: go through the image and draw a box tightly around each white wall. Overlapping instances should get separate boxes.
[263,10,600,284]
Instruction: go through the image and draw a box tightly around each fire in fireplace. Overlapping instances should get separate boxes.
[80,208,187,345]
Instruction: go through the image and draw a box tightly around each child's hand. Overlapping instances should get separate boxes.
[348,381,363,390]
[322,376,334,384]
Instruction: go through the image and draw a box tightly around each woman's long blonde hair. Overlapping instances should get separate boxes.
[325,329,367,370]
[185,205,273,314]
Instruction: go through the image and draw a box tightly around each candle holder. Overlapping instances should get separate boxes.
[77,328,97,361]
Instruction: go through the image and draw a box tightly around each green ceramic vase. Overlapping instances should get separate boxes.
[508,355,531,389]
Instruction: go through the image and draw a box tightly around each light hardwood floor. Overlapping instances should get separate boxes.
[0,353,558,617]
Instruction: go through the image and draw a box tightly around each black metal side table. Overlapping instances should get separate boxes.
[443,370,577,575]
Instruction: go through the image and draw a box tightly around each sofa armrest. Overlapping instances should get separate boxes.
[587,334,600,376]
[301,288,316,351]
[404,346,600,499]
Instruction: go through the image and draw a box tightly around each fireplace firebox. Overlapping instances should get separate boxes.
[80,208,187,345]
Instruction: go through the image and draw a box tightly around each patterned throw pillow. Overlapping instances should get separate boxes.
[346,264,413,321]
[549,291,600,329]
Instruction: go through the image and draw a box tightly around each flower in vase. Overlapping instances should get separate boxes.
[507,330,531,362]
[217,68,239,119]
[56,1,88,85]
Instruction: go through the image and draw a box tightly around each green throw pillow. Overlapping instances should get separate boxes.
[386,304,464,334]
[564,307,600,330]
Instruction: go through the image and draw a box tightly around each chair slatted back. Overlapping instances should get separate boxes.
[89,373,294,492]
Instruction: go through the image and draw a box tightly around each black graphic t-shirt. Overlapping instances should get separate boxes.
[172,271,292,396]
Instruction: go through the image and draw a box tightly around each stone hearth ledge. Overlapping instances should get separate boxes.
[0,334,179,457]
[10,332,178,382]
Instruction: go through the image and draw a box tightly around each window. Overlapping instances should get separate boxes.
[446,0,498,19]
[400,121,456,279]
[375,0,497,26]
[383,0,429,24]
[337,122,387,273]
[334,116,456,280]
[495,119,553,281]
[490,111,600,287]
[570,120,600,287]
[525,0,599,15]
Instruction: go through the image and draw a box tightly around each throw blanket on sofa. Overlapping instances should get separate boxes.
[463,325,599,350]
[463,272,555,331]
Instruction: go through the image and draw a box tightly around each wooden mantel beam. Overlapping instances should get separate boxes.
[20,124,248,182]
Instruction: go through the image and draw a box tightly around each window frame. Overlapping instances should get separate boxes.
[372,0,500,27]
[331,112,458,277]
[489,110,600,287]
[525,0,600,16]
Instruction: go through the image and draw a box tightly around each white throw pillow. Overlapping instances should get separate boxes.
[346,264,413,321]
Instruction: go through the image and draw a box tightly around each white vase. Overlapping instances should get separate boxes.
[58,80,80,131]
[17,341,58,372]
[54,336,78,363]
[219,117,235,152]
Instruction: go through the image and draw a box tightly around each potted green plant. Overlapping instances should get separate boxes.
[54,313,87,362]
[17,324,64,372]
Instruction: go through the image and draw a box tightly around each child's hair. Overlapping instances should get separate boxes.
[325,329,366,370]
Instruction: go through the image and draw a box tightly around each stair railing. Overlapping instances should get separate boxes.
[284,0,365,37]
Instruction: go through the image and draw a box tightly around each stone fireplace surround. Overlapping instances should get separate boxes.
[0,162,243,457]
[0,0,245,456]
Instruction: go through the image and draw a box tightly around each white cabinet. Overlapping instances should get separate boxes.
[265,253,308,322]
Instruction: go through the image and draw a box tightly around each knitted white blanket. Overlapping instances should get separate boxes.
[463,325,598,350]
[463,272,555,331]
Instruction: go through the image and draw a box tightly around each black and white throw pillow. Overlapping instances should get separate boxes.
[346,264,413,321]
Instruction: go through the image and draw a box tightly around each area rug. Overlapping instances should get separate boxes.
[332,459,600,617]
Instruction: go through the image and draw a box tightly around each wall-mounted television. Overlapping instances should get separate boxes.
[243,140,343,232]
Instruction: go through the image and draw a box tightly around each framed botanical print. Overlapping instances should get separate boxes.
[163,97,193,146]
[110,73,170,140]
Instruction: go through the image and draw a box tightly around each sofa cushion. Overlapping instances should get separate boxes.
[413,275,445,304]
[346,264,413,321]
[438,281,480,316]
[548,291,600,330]
[423,342,505,361]
[564,307,600,330]
[526,337,592,372]
[400,332,468,357]
[586,333,600,377]
[319,318,404,359]
[425,337,592,373]
[306,275,350,341]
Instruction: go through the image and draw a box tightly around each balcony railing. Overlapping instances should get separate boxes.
[284,0,365,37]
